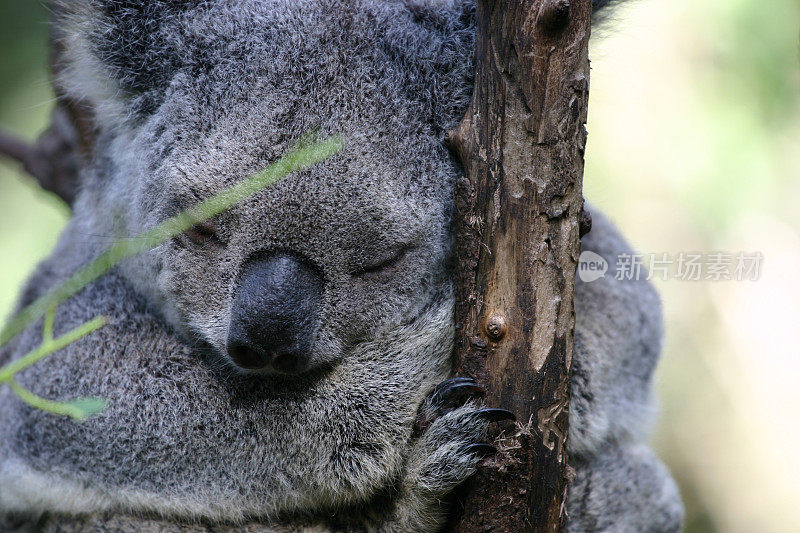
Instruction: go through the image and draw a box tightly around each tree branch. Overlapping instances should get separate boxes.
[0,105,83,207]
[446,0,592,530]
[0,129,35,165]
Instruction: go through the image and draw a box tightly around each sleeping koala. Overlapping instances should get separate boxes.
[0,0,683,531]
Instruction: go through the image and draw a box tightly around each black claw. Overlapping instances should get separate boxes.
[442,382,486,400]
[431,376,476,394]
[443,376,476,385]
[474,408,516,423]
[460,443,496,458]
[428,377,486,410]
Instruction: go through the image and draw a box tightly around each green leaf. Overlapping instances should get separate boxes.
[0,134,343,348]
[63,397,108,421]
[5,379,108,421]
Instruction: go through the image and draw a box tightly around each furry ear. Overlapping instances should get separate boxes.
[50,1,193,127]
[51,2,123,133]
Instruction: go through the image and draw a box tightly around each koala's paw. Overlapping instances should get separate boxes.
[409,377,515,492]
[385,378,514,532]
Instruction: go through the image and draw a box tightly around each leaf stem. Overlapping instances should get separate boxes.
[42,304,55,343]
[6,379,103,421]
[0,315,107,382]
[0,132,342,421]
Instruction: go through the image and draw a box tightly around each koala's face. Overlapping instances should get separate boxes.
[80,0,475,376]
[119,117,455,376]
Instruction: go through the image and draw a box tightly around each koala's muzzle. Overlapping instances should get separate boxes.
[227,252,323,373]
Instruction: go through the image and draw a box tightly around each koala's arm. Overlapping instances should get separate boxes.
[339,203,688,533]
[566,207,684,532]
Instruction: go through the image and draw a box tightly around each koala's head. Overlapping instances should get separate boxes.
[54,0,475,375]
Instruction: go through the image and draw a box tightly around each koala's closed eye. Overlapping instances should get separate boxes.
[184,222,220,246]
[167,195,225,248]
[175,221,223,248]
[353,246,412,278]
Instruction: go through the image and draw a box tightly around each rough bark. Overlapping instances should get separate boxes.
[445,0,591,531]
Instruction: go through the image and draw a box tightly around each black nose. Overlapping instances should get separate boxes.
[227,252,323,373]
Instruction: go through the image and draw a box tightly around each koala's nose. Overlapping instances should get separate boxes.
[227,252,323,373]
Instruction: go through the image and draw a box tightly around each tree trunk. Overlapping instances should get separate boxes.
[445,0,592,531]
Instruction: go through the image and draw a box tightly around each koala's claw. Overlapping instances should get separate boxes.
[459,442,497,458]
[428,376,486,410]
[401,399,505,525]
[473,407,516,423]
[414,377,487,437]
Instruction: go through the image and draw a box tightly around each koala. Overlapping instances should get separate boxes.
[0,0,683,531]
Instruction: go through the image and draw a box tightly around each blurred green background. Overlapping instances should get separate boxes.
[0,1,798,531]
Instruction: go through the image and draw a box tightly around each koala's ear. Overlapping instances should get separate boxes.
[50,1,191,132]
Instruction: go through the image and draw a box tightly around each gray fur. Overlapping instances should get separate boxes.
[0,0,682,531]
[570,211,663,458]
[567,444,684,533]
